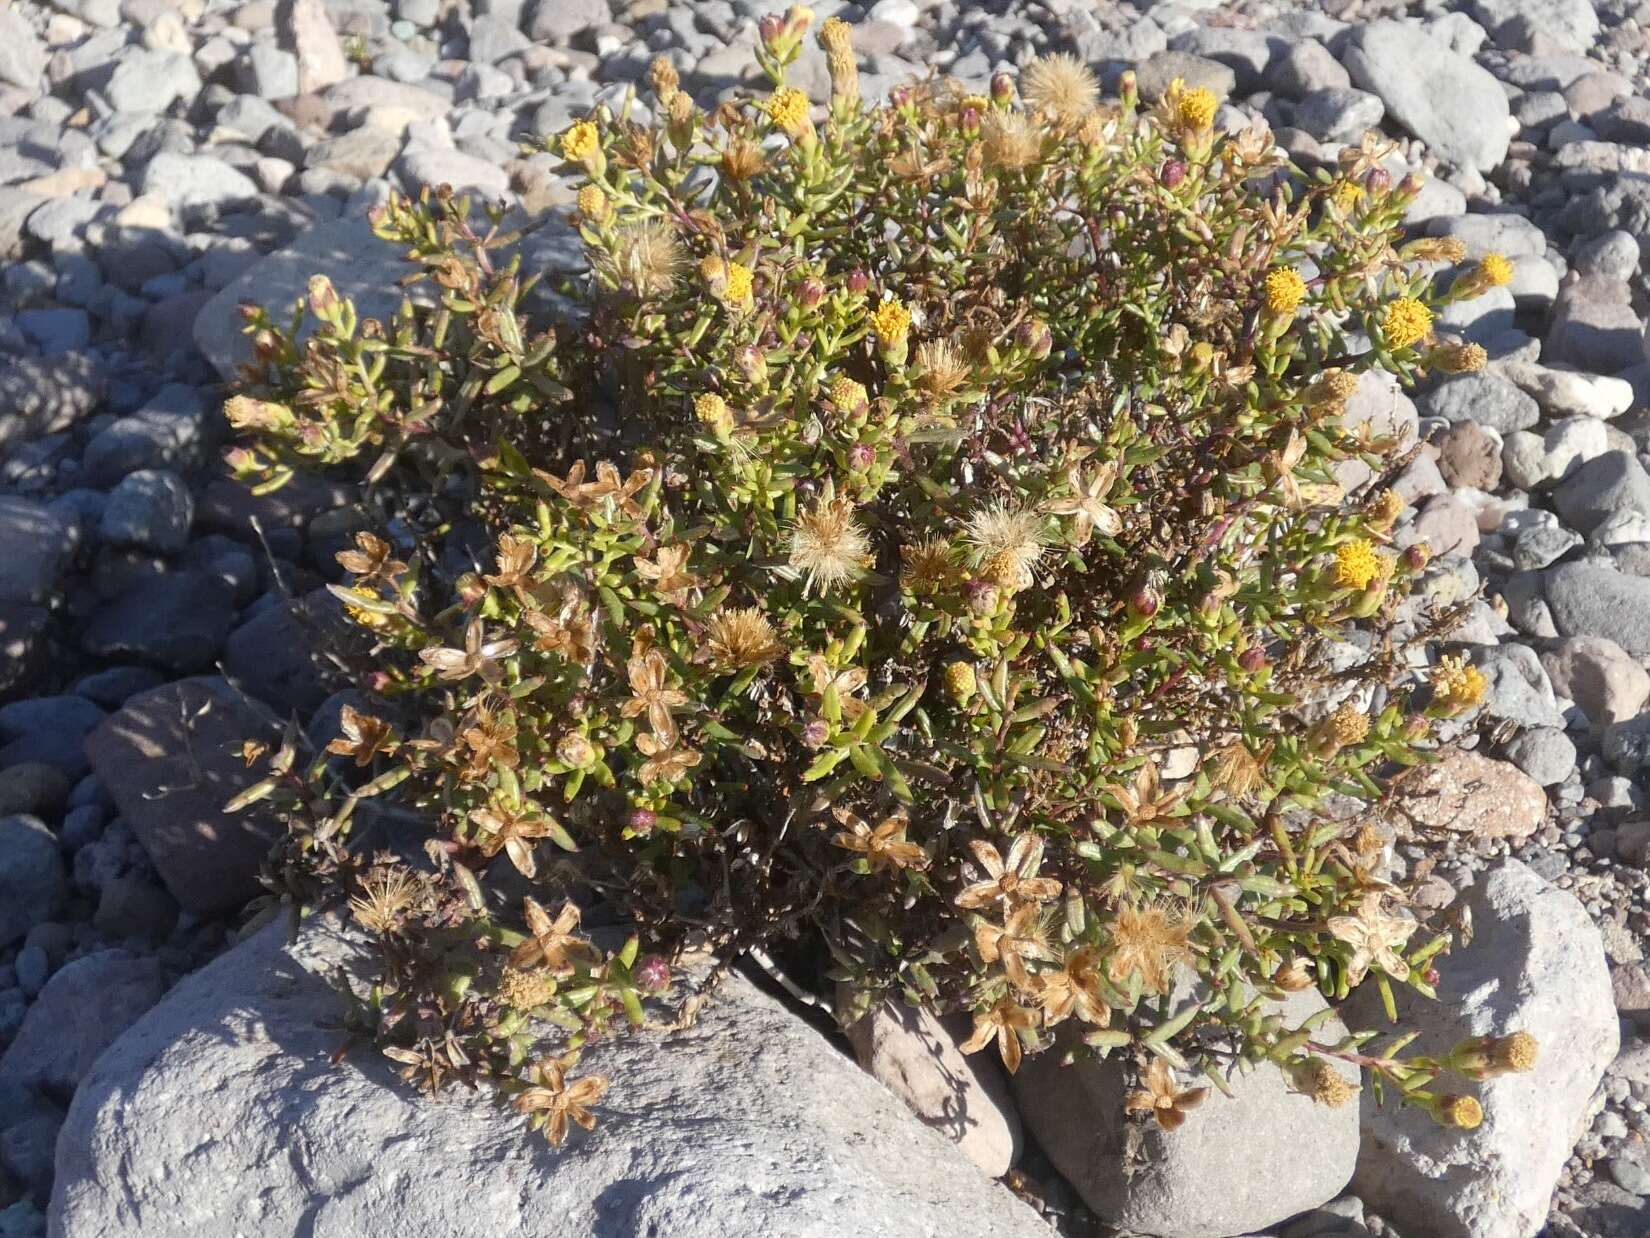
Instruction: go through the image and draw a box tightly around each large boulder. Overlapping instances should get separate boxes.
[1011,988,1359,1237]
[1351,860,1618,1238]
[83,677,283,916]
[1343,21,1511,172]
[50,918,1048,1238]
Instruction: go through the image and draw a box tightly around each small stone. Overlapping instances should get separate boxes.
[0,817,65,949]
[1436,421,1502,490]
[1402,749,1547,840]
[0,498,74,605]
[1503,727,1578,787]
[0,766,71,819]
[93,874,178,941]
[1552,452,1650,535]
[1545,562,1650,658]
[277,0,349,94]
[80,570,237,674]
[1418,372,1540,434]
[1542,637,1650,727]
[97,469,193,554]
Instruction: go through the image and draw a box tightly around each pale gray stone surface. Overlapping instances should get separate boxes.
[50,917,1050,1238]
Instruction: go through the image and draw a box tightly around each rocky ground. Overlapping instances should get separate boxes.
[3,0,1650,1235]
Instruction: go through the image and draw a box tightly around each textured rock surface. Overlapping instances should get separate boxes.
[83,677,283,915]
[0,952,167,1095]
[1352,861,1618,1238]
[844,997,1022,1176]
[1401,749,1547,840]
[49,918,1049,1238]
[1344,21,1511,171]
[1011,989,1359,1237]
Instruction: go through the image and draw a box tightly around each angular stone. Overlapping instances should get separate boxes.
[277,0,348,94]
[50,918,1049,1238]
[1344,21,1511,171]
[1013,988,1358,1238]
[845,997,1022,1176]
[0,498,75,606]
[138,152,259,212]
[1545,276,1644,374]
[1552,452,1650,535]
[1542,636,1650,727]
[1352,861,1617,1238]
[0,352,106,459]
[0,8,47,92]
[0,816,64,949]
[1401,749,1546,841]
[80,571,236,673]
[1418,372,1539,434]
[1545,562,1650,658]
[0,952,167,1095]
[84,677,284,916]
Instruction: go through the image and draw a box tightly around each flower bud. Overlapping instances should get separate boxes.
[1160,158,1187,188]
[736,345,769,387]
[1238,646,1268,673]
[991,72,1014,106]
[1402,713,1431,742]
[1397,173,1425,198]
[964,577,1000,615]
[758,13,783,48]
[847,442,874,471]
[1447,1032,1539,1080]
[944,660,977,705]
[557,733,595,768]
[307,274,340,320]
[635,955,671,993]
[1364,166,1392,194]
[1404,542,1431,572]
[889,84,912,110]
[801,718,830,749]
[797,276,825,308]
[846,268,870,295]
[1129,584,1160,619]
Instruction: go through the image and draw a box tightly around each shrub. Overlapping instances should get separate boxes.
[227,11,1529,1146]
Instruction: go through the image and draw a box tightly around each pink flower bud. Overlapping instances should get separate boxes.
[991,72,1013,105]
[797,276,824,307]
[848,442,874,471]
[1160,159,1187,187]
[1238,646,1267,673]
[846,268,870,295]
[802,718,829,748]
[635,955,671,993]
[627,807,657,833]
[1129,585,1160,618]
[964,578,999,615]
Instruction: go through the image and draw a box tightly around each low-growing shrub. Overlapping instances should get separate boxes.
[227,11,1529,1147]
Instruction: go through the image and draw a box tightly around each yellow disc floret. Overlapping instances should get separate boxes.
[1176,85,1218,131]
[829,375,868,411]
[1333,538,1382,590]
[693,392,732,433]
[560,120,599,163]
[1477,252,1514,287]
[871,298,911,342]
[576,185,607,220]
[1431,654,1487,714]
[766,86,811,136]
[1264,268,1307,317]
[1382,298,1433,350]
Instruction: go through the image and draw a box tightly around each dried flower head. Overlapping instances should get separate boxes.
[900,537,956,593]
[913,338,970,399]
[832,807,927,873]
[703,606,785,668]
[1293,1057,1358,1108]
[1108,901,1195,994]
[347,867,424,936]
[787,495,871,592]
[599,220,684,298]
[1022,53,1098,123]
[1125,1058,1209,1131]
[1328,701,1371,746]
[497,966,557,1010]
[964,501,1048,592]
[721,138,766,182]
[514,1055,610,1147]
[1382,298,1433,350]
[982,111,1042,171]
[1429,340,1487,373]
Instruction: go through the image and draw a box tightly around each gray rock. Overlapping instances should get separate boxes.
[0,952,166,1095]
[305,127,402,181]
[395,143,512,199]
[49,917,1049,1238]
[1545,276,1644,374]
[1343,21,1511,172]
[0,604,50,698]
[1351,860,1617,1238]
[525,0,609,44]
[1418,373,1539,434]
[277,0,349,94]
[0,498,74,606]
[221,589,343,715]
[1292,88,1384,143]
[0,817,63,950]
[1498,360,1633,421]
[845,997,1021,1177]
[1266,39,1349,98]
[1541,636,1650,727]
[1571,231,1640,281]
[0,9,47,92]
[79,571,236,673]
[83,677,284,916]
[0,353,106,460]
[0,695,106,778]
[1545,562,1650,658]
[1165,27,1279,93]
[103,48,199,114]
[98,470,193,554]
[1513,524,1580,571]
[1134,50,1236,101]
[17,308,90,354]
[1502,727,1577,787]
[1471,644,1565,730]
[1470,0,1599,53]
[1013,988,1358,1237]
[194,216,422,381]
[1603,715,1650,778]
[241,44,299,100]
[1552,452,1650,535]
[138,152,259,212]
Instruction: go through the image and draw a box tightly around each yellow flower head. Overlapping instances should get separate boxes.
[1439,1094,1484,1130]
[829,375,868,411]
[871,298,912,343]
[1477,252,1514,287]
[1431,654,1487,714]
[700,255,754,305]
[943,660,977,704]
[1331,180,1364,212]
[1264,268,1306,317]
[693,392,732,432]
[766,86,812,136]
[1334,538,1382,590]
[576,185,607,220]
[1429,340,1487,374]
[560,120,600,163]
[1382,298,1433,350]
[1175,83,1218,132]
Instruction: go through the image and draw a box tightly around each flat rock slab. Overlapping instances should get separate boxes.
[50,918,1048,1238]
